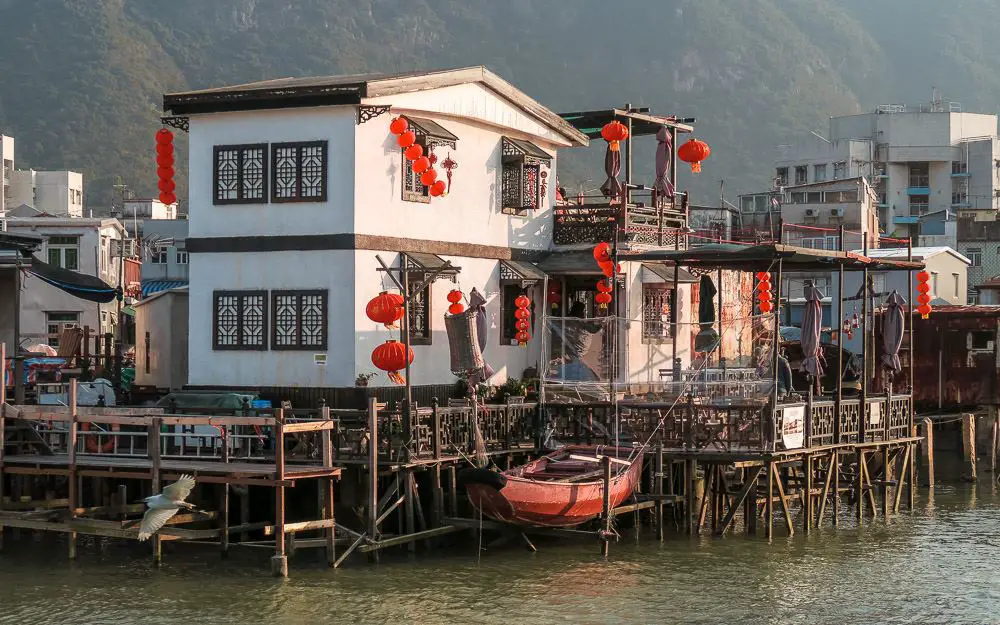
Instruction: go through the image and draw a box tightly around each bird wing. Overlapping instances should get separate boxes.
[162,474,196,502]
[137,507,178,541]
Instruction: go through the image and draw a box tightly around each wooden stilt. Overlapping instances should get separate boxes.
[220,483,230,558]
[367,397,379,562]
[686,458,697,536]
[654,446,664,541]
[448,464,458,519]
[773,463,794,535]
[816,451,835,528]
[271,409,287,577]
[893,444,911,514]
[861,452,877,517]
[919,417,935,487]
[803,454,812,534]
[745,465,759,536]
[765,463,774,540]
[881,446,891,518]
[697,464,714,532]
[855,449,864,523]
[908,440,916,510]
[404,469,416,554]
[0,351,6,552]
[962,413,977,482]
[600,456,612,557]
[149,416,162,565]
[832,449,840,526]
[716,465,762,536]
[325,477,336,567]
[68,380,78,560]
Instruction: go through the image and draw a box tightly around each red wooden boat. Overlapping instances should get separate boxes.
[459,446,644,528]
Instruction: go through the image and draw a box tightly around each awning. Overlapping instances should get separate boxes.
[142,280,189,298]
[500,260,547,286]
[641,263,697,284]
[502,137,552,165]
[536,251,602,275]
[28,255,117,303]
[402,252,461,277]
[559,108,694,138]
[404,115,458,149]
[623,243,925,272]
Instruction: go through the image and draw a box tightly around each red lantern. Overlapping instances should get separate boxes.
[917,303,932,318]
[514,295,531,309]
[916,271,930,283]
[404,144,423,161]
[412,157,431,174]
[758,290,772,302]
[448,303,465,315]
[756,280,772,292]
[447,290,463,304]
[755,271,771,281]
[430,180,447,197]
[760,301,773,313]
[371,340,413,385]
[161,192,177,205]
[917,293,931,305]
[596,279,613,293]
[156,128,175,205]
[678,138,711,173]
[547,283,561,310]
[515,320,530,332]
[155,128,173,144]
[397,131,416,148]
[157,166,174,180]
[514,308,530,320]
[593,242,612,264]
[599,261,620,278]
[916,282,930,294]
[515,331,531,345]
[156,153,173,168]
[420,169,438,186]
[156,143,173,157]
[600,120,629,152]
[366,291,405,328]
[389,117,408,135]
[595,292,612,307]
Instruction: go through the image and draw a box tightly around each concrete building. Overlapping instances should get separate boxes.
[0,231,42,353]
[118,198,178,223]
[134,286,188,390]
[1,135,13,229]
[139,218,189,297]
[9,169,84,218]
[4,216,125,346]
[779,177,880,250]
[773,102,999,240]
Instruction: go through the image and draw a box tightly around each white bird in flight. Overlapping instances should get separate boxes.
[138,474,197,541]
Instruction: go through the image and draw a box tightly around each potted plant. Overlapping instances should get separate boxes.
[355,372,378,387]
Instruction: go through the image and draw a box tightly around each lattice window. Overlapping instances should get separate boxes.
[402,138,430,203]
[501,164,524,215]
[213,144,267,204]
[407,284,432,345]
[642,284,674,342]
[501,137,549,216]
[271,290,328,350]
[213,291,267,350]
[270,141,328,203]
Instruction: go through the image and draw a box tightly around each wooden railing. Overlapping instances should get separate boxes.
[553,192,686,246]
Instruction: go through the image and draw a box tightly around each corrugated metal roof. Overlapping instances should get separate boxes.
[142,280,188,298]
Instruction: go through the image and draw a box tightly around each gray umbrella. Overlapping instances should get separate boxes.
[801,283,825,385]
[653,127,675,200]
[600,146,624,201]
[881,290,906,375]
[468,287,495,381]
[694,274,720,352]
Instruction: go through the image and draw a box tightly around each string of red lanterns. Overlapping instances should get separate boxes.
[447,289,465,315]
[389,116,448,198]
[156,129,176,206]
[756,271,773,313]
[514,294,531,346]
[916,270,932,319]
[595,278,613,309]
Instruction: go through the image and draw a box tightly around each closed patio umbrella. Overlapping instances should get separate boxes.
[800,283,825,393]
[468,287,495,382]
[695,274,720,352]
[600,146,624,201]
[880,290,906,378]
[653,127,675,201]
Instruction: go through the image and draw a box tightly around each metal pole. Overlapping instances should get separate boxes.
[836,226,845,442]
[671,260,681,382]
[771,259,784,413]
[860,241,869,441]
[13,261,23,405]
[624,104,633,207]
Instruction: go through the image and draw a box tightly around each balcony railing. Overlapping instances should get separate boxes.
[553,189,686,246]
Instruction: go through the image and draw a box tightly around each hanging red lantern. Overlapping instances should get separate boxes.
[514,295,531,309]
[756,280,771,293]
[600,120,629,152]
[156,128,175,205]
[916,270,930,283]
[547,283,561,310]
[916,293,931,305]
[595,292,613,308]
[596,279,613,293]
[397,131,416,148]
[430,180,447,197]
[515,331,531,345]
[515,320,530,332]
[389,117,408,135]
[366,291,405,328]
[420,168,438,186]
[678,138,711,173]
[447,290,463,304]
[917,303,932,318]
[412,156,431,174]
[916,282,930,294]
[599,261,620,278]
[758,290,772,302]
[757,273,772,313]
[593,242,612,264]
[755,271,771,281]
[371,340,413,385]
[760,301,773,313]
[916,270,932,318]
[514,308,530,320]
[404,144,423,161]
[448,303,465,315]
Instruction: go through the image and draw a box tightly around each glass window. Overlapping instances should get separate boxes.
[175,251,188,265]
[46,312,80,348]
[953,273,960,298]
[909,163,929,187]
[968,248,982,267]
[402,138,431,204]
[794,166,808,185]
[814,164,827,182]
[775,167,788,186]
[642,284,673,342]
[47,235,80,270]
[833,162,846,179]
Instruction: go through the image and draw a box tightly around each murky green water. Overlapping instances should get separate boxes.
[1,482,999,625]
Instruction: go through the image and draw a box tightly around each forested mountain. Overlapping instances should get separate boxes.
[0,0,997,209]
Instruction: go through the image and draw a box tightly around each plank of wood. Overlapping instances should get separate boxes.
[358,525,463,552]
[282,421,335,434]
[569,453,631,467]
[262,518,336,536]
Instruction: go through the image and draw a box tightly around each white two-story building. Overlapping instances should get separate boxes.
[164,67,700,399]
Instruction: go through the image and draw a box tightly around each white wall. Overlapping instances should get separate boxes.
[136,290,188,389]
[187,249,356,387]
[625,263,692,385]
[10,170,83,217]
[187,107,355,238]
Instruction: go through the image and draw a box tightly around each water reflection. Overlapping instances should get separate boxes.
[2,484,1000,625]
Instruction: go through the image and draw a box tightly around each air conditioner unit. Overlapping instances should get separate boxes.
[805,209,815,217]
[831,208,845,217]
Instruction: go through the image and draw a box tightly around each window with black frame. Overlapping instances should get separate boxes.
[213,290,267,350]
[271,290,328,350]
[641,284,674,342]
[271,141,328,203]
[213,144,267,204]
[407,283,432,345]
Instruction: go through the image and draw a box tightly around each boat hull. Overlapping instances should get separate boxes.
[463,446,644,528]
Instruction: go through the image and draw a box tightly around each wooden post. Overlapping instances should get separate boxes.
[654,446,664,541]
[68,379,78,560]
[220,482,230,558]
[367,397,379,542]
[271,408,288,577]
[765,462,774,541]
[962,413,977,482]
[745,465,758,536]
[832,449,840,527]
[431,464,443,529]
[600,456,612,557]
[404,468,416,554]
[149,416,162,564]
[991,413,999,477]
[448,464,458,518]
[882,445,891,518]
[321,406,336,567]
[686,458,697,536]
[855,449,865,523]
[803,454,812,534]
[919,417,935,487]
